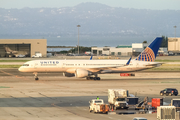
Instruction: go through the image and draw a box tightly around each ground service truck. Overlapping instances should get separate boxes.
[89,99,109,114]
[108,89,128,110]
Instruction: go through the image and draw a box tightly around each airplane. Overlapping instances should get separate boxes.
[18,37,163,80]
[4,45,29,57]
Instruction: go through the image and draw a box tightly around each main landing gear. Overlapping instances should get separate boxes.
[86,77,101,80]
[86,74,101,80]
[33,72,39,80]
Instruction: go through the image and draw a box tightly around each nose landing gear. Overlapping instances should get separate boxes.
[33,72,39,80]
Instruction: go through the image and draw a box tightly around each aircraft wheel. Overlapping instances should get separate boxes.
[89,107,92,112]
[97,77,101,80]
[94,77,97,80]
[35,78,39,80]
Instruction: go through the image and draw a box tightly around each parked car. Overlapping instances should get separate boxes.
[133,117,147,120]
[17,54,26,58]
[160,88,178,96]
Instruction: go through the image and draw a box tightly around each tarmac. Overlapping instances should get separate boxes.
[0,68,180,120]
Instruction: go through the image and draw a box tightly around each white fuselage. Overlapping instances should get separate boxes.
[18,59,160,74]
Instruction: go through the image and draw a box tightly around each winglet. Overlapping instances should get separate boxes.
[90,56,93,60]
[126,57,132,65]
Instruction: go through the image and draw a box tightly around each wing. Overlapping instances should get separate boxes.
[87,57,132,71]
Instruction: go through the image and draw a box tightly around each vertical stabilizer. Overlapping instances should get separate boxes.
[135,37,163,62]
[4,45,13,52]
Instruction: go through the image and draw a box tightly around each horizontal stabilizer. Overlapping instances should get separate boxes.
[126,57,132,65]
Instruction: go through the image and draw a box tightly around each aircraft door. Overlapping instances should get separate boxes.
[62,62,66,68]
[34,62,38,69]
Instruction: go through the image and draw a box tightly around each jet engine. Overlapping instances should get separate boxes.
[63,72,75,77]
[75,69,90,78]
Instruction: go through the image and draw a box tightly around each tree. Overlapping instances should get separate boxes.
[160,36,168,47]
[142,41,147,43]
[68,46,91,54]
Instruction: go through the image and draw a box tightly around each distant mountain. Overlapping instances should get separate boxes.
[0,2,179,38]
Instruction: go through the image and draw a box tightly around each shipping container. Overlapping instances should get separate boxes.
[157,106,176,120]
[152,98,163,108]
[127,97,138,105]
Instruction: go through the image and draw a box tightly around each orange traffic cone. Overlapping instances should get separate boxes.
[112,107,114,111]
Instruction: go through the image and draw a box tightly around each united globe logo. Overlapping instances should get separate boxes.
[135,47,155,62]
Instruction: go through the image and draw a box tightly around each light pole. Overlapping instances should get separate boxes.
[174,26,177,38]
[77,25,81,54]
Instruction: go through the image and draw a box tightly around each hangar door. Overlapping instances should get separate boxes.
[0,44,31,57]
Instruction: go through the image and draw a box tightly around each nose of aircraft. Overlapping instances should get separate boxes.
[18,67,22,72]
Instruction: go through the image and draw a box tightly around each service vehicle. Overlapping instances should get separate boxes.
[32,53,42,58]
[132,117,147,120]
[171,99,180,111]
[135,97,149,110]
[89,99,109,113]
[157,106,176,120]
[17,54,26,58]
[160,88,178,96]
[108,89,128,110]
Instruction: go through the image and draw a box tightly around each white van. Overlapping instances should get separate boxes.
[32,53,42,58]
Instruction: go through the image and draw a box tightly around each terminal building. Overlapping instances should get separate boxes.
[91,43,148,56]
[0,39,47,58]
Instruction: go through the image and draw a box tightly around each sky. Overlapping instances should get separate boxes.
[0,0,180,10]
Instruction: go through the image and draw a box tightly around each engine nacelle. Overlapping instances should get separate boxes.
[75,69,89,78]
[63,72,75,77]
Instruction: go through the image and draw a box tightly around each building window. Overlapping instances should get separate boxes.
[118,52,121,55]
[98,50,102,55]
[111,52,115,55]
[93,50,97,55]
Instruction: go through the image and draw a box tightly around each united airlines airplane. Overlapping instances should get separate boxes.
[19,37,163,80]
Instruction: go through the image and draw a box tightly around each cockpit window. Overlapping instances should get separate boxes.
[23,64,29,66]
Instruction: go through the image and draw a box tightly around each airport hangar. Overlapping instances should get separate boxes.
[0,39,47,57]
[168,37,180,55]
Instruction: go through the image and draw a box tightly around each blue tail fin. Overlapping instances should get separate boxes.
[135,37,163,62]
